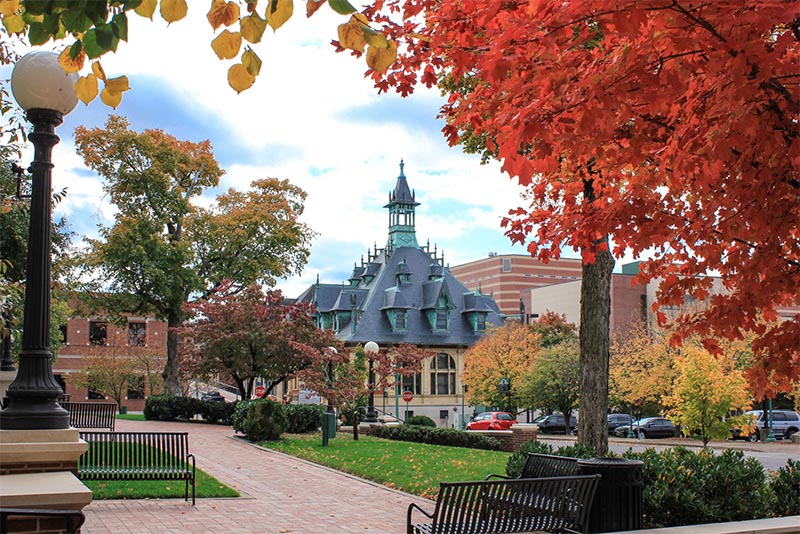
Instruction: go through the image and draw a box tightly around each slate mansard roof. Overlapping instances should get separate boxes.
[295,162,503,347]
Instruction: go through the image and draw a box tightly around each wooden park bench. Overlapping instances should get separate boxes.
[0,508,85,534]
[407,474,601,534]
[486,453,580,481]
[78,431,196,505]
[61,401,117,431]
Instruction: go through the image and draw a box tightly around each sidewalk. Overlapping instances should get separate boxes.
[539,433,799,454]
[82,418,431,534]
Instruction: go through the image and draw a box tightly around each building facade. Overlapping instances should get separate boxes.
[295,162,504,427]
[53,313,168,411]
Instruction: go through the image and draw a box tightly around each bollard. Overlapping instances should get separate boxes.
[577,457,643,533]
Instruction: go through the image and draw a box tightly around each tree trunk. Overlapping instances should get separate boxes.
[162,312,182,396]
[578,236,614,455]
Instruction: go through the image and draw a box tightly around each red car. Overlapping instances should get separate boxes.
[466,412,517,431]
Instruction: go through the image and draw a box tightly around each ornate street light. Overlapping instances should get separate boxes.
[0,51,78,430]
[364,341,379,423]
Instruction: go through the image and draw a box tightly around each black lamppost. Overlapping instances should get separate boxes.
[0,51,77,430]
[498,376,510,412]
[364,341,379,423]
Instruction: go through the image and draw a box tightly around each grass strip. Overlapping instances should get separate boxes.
[116,413,146,421]
[81,441,239,499]
[259,432,510,499]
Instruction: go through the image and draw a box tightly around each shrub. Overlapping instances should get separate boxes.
[144,394,175,421]
[370,425,501,450]
[623,447,774,528]
[242,399,288,442]
[232,400,254,434]
[285,404,325,434]
[771,458,800,516]
[406,415,437,427]
[200,400,237,425]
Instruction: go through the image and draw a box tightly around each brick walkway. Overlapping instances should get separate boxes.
[82,418,431,534]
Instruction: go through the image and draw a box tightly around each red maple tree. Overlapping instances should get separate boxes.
[362,2,798,396]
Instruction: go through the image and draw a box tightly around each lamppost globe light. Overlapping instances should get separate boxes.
[364,341,379,423]
[11,50,79,115]
[364,341,379,355]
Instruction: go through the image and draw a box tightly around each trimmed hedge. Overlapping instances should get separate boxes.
[285,404,325,434]
[369,425,501,450]
[405,415,437,427]
[143,394,236,425]
[771,458,800,516]
[623,447,776,528]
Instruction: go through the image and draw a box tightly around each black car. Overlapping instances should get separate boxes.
[614,417,676,439]
[533,413,577,434]
[201,391,226,403]
[607,413,632,433]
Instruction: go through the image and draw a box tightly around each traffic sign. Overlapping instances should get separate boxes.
[402,390,413,402]
[254,385,266,398]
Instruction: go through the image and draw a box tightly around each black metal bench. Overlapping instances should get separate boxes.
[0,508,85,534]
[486,453,580,481]
[62,401,117,431]
[78,431,196,505]
[407,474,601,534]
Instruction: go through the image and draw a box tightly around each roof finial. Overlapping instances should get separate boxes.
[399,159,405,178]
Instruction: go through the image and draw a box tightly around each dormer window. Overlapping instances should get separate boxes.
[393,310,407,331]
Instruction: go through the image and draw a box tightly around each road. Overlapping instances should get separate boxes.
[538,435,798,472]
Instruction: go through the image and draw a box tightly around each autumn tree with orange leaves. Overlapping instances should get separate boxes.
[462,321,543,413]
[6,1,798,453]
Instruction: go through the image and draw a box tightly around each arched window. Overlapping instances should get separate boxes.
[430,353,456,395]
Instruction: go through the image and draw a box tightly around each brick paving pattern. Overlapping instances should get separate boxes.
[82,418,431,534]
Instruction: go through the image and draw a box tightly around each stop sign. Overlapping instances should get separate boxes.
[254,385,266,398]
[402,390,413,402]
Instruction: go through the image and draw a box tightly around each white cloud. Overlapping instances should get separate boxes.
[11,6,536,298]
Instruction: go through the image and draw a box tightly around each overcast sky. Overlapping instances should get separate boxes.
[3,7,591,297]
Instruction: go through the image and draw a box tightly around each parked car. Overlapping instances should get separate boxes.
[533,413,577,434]
[730,409,800,442]
[201,391,226,403]
[614,417,676,439]
[607,413,632,433]
[466,411,517,431]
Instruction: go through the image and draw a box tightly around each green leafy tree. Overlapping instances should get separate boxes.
[520,340,581,435]
[0,147,73,357]
[665,345,752,446]
[73,115,315,395]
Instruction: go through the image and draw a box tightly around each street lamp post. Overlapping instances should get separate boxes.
[364,341,379,423]
[0,51,78,430]
[461,383,466,430]
[498,377,510,412]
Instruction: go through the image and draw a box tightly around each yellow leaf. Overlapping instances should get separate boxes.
[2,13,24,33]
[133,0,157,19]
[100,87,123,108]
[58,47,85,73]
[227,63,255,93]
[338,20,366,53]
[207,0,240,30]
[240,12,267,43]
[160,0,188,24]
[91,61,106,82]
[0,0,20,17]
[363,27,388,48]
[265,0,293,31]
[74,74,98,105]
[105,75,130,94]
[366,39,397,73]
[242,49,262,76]
[211,30,242,60]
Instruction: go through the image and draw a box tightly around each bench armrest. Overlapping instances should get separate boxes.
[187,453,196,477]
[406,502,434,534]
[484,473,511,481]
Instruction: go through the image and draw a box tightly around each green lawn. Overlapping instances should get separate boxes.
[83,469,239,499]
[116,413,146,421]
[259,432,511,499]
